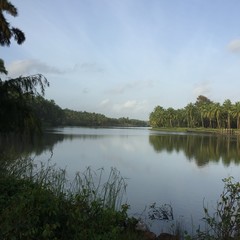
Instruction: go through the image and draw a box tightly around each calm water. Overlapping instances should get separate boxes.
[3,127,240,234]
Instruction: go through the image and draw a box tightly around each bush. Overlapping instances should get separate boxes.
[0,158,142,240]
[191,177,240,240]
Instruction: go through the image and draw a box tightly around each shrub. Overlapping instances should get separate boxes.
[0,157,142,240]
[193,177,240,240]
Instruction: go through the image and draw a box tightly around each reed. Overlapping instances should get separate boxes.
[0,155,140,240]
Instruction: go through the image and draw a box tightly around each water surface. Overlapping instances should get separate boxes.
[3,127,240,234]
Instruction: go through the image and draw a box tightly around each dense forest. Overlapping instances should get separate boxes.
[149,95,240,129]
[0,81,147,134]
[30,96,148,128]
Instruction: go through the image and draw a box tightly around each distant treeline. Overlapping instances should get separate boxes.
[150,95,240,129]
[30,96,148,128]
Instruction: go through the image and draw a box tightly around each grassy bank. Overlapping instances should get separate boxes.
[1,156,240,239]
[0,157,146,240]
[151,127,240,135]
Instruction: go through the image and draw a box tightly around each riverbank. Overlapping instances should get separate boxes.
[0,156,154,240]
[150,127,240,135]
[1,156,240,239]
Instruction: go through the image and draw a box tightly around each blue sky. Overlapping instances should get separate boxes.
[3,0,240,120]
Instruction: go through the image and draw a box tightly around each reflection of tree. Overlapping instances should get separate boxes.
[149,134,240,167]
[0,131,110,175]
[0,133,64,160]
[0,132,108,161]
[59,134,106,141]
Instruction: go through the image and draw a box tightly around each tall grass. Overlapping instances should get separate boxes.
[71,166,127,210]
[0,155,143,240]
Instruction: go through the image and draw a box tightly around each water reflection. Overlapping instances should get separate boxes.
[2,129,240,168]
[149,134,240,166]
[1,128,240,235]
[0,133,64,159]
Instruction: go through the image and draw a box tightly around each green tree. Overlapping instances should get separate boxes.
[0,1,49,134]
[31,97,64,127]
[0,0,25,46]
[0,59,7,74]
[232,102,240,129]
[149,106,165,128]
[195,95,212,128]
[0,0,25,73]
[166,107,175,127]
[0,75,49,133]
[213,102,222,129]
[175,109,187,127]
[206,103,218,128]
[223,99,233,129]
[185,103,196,128]
[199,103,208,128]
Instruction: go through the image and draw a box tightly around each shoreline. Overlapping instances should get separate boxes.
[150,127,240,135]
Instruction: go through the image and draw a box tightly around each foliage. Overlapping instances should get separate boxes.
[149,134,240,167]
[0,75,49,134]
[63,108,148,127]
[200,177,240,240]
[149,95,240,130]
[23,100,149,128]
[31,96,64,127]
[0,59,7,74]
[0,0,25,84]
[148,202,174,221]
[0,157,143,240]
[63,108,109,127]
[0,0,25,46]
[0,0,51,134]
[186,177,240,240]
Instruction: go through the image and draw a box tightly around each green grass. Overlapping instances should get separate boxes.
[0,157,145,240]
[151,127,189,132]
[150,127,239,135]
[1,156,240,239]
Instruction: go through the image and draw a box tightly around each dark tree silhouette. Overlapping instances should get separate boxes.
[0,75,49,133]
[0,1,49,134]
[0,0,25,46]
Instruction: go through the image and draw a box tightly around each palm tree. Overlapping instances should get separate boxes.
[174,109,185,127]
[206,102,222,129]
[214,102,222,129]
[149,106,165,128]
[232,102,240,129]
[185,103,196,128]
[0,0,25,46]
[222,99,232,129]
[166,107,175,127]
[205,103,215,128]
[198,103,207,128]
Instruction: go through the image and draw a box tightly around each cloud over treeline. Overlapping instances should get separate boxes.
[227,39,240,53]
[7,59,63,77]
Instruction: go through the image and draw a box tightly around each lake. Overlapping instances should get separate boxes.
[4,127,240,235]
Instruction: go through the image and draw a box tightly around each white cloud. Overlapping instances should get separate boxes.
[106,80,154,95]
[227,39,240,53]
[73,62,104,73]
[97,99,149,119]
[7,59,63,77]
[193,81,211,98]
[100,99,110,106]
[123,100,137,109]
[113,100,147,113]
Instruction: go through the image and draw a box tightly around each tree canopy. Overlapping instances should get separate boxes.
[149,96,240,129]
[0,0,49,134]
[0,0,25,46]
[0,75,49,133]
